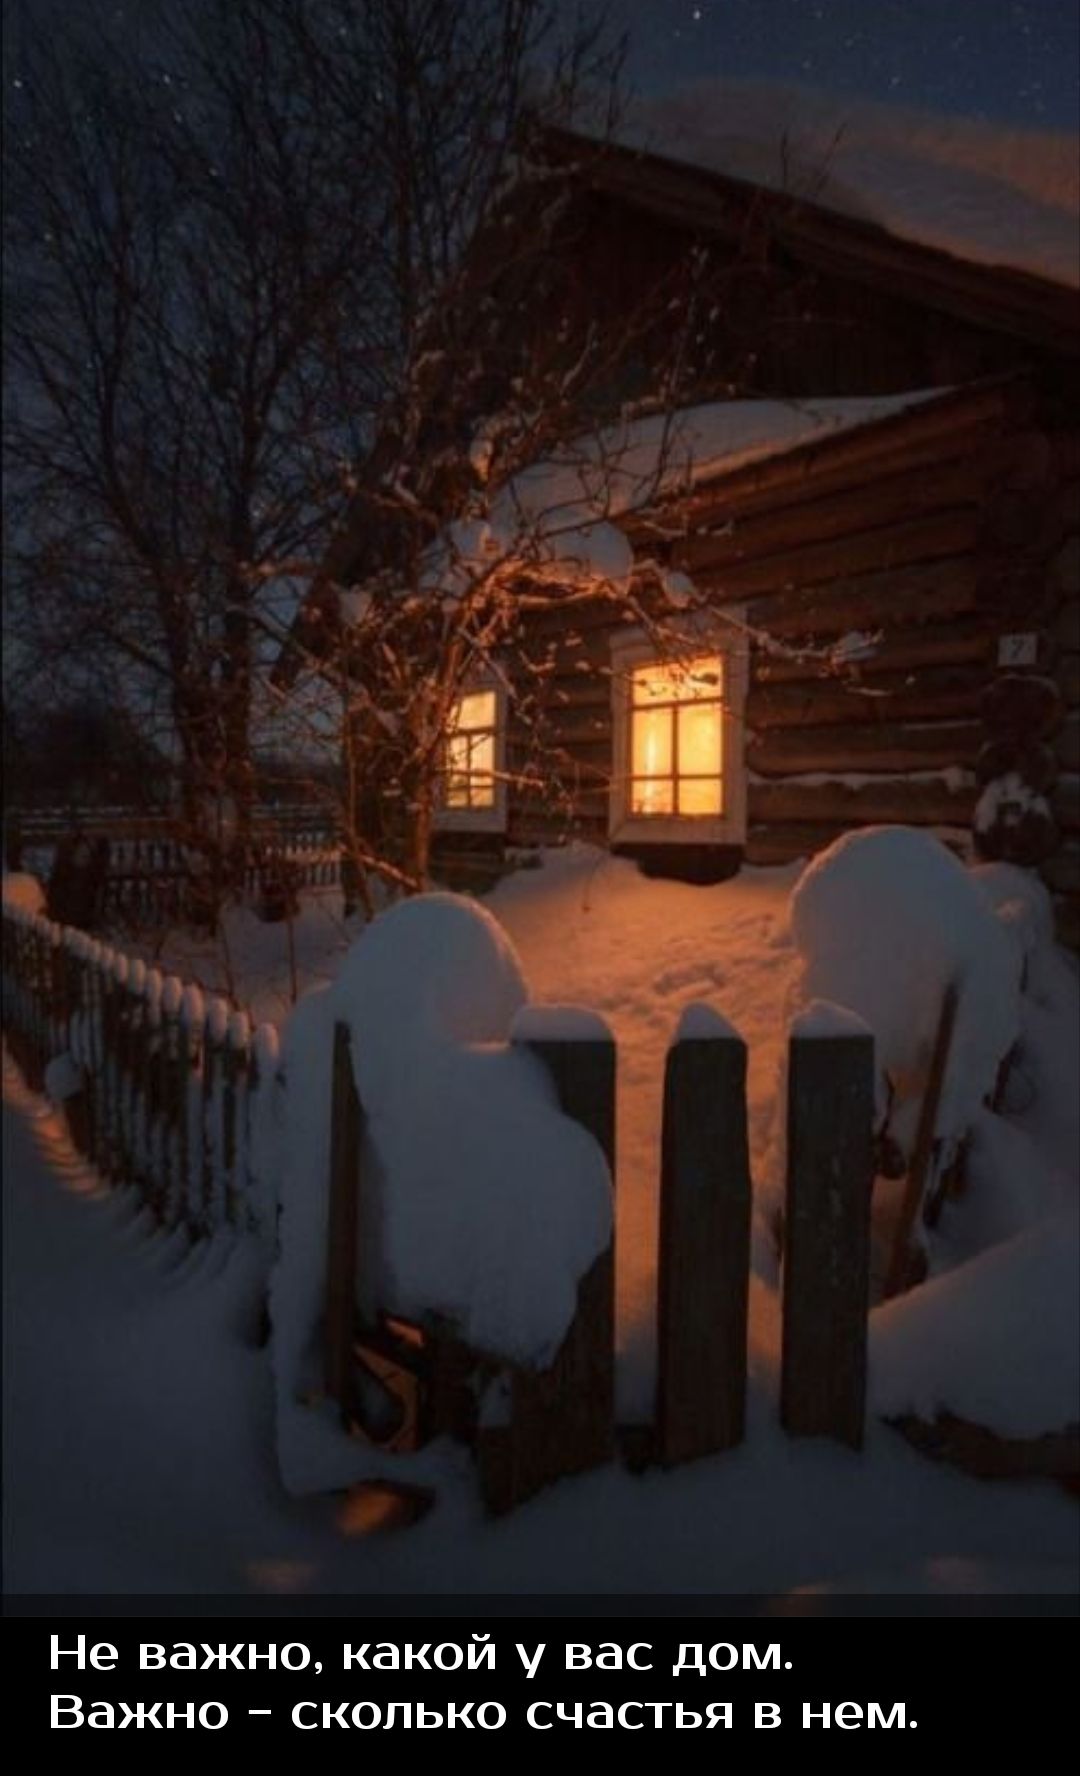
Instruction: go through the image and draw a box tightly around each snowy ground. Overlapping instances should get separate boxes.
[4,1054,1078,1598]
[4,848,1079,1596]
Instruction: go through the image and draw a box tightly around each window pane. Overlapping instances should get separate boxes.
[470,732,494,775]
[631,706,672,779]
[678,777,722,815]
[677,700,723,778]
[470,775,495,809]
[632,655,722,705]
[631,778,674,815]
[447,732,471,773]
[454,689,496,732]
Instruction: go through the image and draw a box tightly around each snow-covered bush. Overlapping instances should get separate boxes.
[790,827,1022,1160]
[870,1202,1080,1440]
[270,892,613,1493]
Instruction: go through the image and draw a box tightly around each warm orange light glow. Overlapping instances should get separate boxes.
[629,656,723,817]
[444,689,497,809]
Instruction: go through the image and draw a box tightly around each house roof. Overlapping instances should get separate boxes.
[538,118,1080,359]
[275,91,1075,680]
[598,84,1079,290]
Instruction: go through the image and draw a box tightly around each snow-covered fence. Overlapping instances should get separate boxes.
[2,902,279,1237]
[320,1004,618,1516]
[478,1010,617,1513]
[4,884,883,1507]
[312,988,878,1512]
[93,834,341,928]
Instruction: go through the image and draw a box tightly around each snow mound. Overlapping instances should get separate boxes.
[971,861,1056,961]
[2,873,46,917]
[870,1205,1080,1439]
[790,827,1021,1154]
[333,892,528,1100]
[270,893,613,1493]
[619,80,1080,289]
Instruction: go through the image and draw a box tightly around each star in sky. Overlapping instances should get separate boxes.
[600,0,1078,126]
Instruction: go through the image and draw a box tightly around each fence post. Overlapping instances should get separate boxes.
[324,1019,362,1417]
[656,1005,751,1465]
[781,1004,875,1450]
[221,1011,250,1228]
[479,1008,616,1515]
[159,976,184,1224]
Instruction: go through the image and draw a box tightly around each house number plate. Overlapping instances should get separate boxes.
[997,633,1039,667]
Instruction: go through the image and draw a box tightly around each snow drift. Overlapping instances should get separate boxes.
[790,827,1022,1157]
[870,1204,1080,1439]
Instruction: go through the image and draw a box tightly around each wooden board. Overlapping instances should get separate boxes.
[781,1030,874,1448]
[748,776,977,828]
[324,1021,362,1416]
[656,1034,751,1464]
[748,719,983,777]
[677,508,979,590]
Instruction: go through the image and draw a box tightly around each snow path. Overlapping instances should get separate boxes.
[6,1043,1078,1598]
[1,1056,336,1595]
[489,853,798,1414]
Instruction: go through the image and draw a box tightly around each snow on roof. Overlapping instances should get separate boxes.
[613,81,1080,291]
[378,389,946,612]
[346,388,947,615]
[522,388,950,513]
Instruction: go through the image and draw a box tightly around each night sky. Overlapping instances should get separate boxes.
[601,0,1080,126]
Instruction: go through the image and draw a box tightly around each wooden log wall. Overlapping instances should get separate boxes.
[506,385,1033,869]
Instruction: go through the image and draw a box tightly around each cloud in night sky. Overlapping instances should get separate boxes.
[597,0,1079,127]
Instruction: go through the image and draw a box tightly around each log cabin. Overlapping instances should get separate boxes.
[286,117,1080,945]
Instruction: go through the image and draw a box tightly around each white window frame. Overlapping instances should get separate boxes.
[608,615,748,847]
[434,676,509,834]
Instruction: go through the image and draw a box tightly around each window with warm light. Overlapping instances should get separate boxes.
[609,625,747,848]
[443,688,498,810]
[629,656,724,818]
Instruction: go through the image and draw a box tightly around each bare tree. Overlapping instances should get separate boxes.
[263,196,799,902]
[4,0,617,904]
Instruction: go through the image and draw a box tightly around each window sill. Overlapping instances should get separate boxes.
[434,807,507,835]
[611,815,741,847]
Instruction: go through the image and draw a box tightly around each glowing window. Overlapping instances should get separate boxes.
[443,689,497,810]
[629,656,723,817]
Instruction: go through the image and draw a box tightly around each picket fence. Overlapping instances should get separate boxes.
[2,901,279,1237]
[5,804,342,929]
[322,1005,875,1514]
[2,897,878,1517]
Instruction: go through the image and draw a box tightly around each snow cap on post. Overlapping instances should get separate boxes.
[673,1001,742,1045]
[510,1004,613,1045]
[789,999,873,1042]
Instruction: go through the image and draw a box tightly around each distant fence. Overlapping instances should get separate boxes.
[5,803,342,928]
[2,901,279,1237]
[3,897,878,1513]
